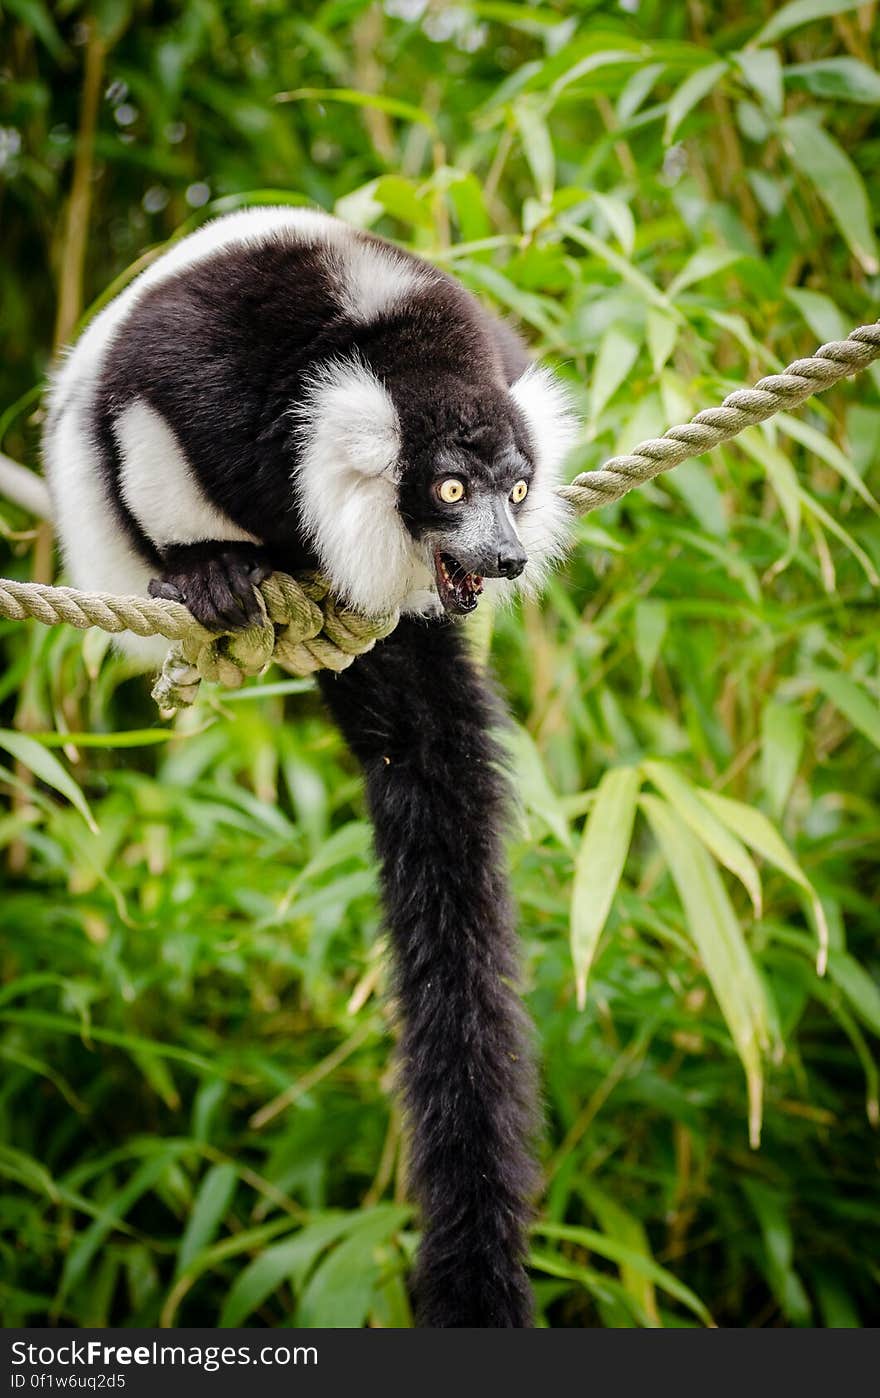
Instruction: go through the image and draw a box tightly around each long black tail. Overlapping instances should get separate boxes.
[319,615,538,1327]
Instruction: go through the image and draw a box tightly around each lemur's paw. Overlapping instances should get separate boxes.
[149,542,271,632]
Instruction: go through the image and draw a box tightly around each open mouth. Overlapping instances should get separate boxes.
[433,548,484,615]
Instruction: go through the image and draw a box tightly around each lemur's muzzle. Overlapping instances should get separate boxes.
[467,498,527,579]
[433,499,527,613]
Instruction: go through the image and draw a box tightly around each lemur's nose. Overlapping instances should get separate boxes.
[497,548,526,579]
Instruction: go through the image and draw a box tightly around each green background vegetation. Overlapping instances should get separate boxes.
[1,0,879,1328]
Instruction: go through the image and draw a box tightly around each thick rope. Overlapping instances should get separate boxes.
[0,571,397,712]
[559,321,880,513]
[0,320,878,707]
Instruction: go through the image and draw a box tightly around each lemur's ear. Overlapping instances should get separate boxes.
[508,364,579,474]
[296,357,400,479]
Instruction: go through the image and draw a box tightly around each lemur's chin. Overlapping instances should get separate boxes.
[433,548,484,616]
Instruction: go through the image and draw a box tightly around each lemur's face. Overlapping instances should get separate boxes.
[397,397,535,615]
[296,358,576,620]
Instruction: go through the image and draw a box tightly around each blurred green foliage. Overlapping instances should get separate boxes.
[1,0,879,1328]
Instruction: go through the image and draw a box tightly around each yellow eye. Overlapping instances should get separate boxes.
[438,479,465,504]
[510,479,529,505]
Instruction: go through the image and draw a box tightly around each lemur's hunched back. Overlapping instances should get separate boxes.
[44,207,578,1326]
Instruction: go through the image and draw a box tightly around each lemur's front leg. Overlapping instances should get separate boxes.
[148,541,271,632]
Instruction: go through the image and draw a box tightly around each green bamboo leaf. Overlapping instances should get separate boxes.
[514,96,555,202]
[219,1214,356,1326]
[742,1181,812,1325]
[796,486,880,587]
[697,788,829,975]
[0,729,97,833]
[811,983,880,1126]
[737,427,801,574]
[581,1184,660,1325]
[372,175,434,229]
[591,192,635,257]
[561,223,679,316]
[667,247,744,299]
[161,1218,301,1327]
[634,599,668,693]
[472,2,570,32]
[30,729,182,747]
[445,172,492,242]
[176,1164,238,1278]
[529,1251,651,1325]
[3,0,66,58]
[60,1151,177,1302]
[664,62,728,144]
[617,62,665,122]
[695,794,810,890]
[646,308,678,374]
[786,57,880,104]
[760,699,805,821]
[827,952,880,1038]
[295,1206,411,1327]
[501,724,572,851]
[642,761,763,916]
[0,1009,225,1076]
[459,261,565,344]
[534,1222,714,1326]
[782,114,879,275]
[641,794,769,1147]
[784,287,847,344]
[131,1050,179,1111]
[0,1144,60,1203]
[735,50,782,114]
[273,87,436,132]
[550,49,642,100]
[776,413,880,516]
[0,1042,84,1111]
[812,1271,861,1328]
[754,0,865,46]
[666,458,728,539]
[810,667,880,750]
[571,765,641,1008]
[590,326,641,425]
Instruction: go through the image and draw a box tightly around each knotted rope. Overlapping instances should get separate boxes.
[1,320,878,709]
[0,570,398,712]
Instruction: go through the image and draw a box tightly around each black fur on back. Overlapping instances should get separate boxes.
[319,616,539,1327]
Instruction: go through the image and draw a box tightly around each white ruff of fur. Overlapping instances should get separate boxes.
[294,357,432,617]
[508,364,580,596]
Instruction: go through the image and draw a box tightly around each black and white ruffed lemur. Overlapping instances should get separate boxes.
[43,207,579,1327]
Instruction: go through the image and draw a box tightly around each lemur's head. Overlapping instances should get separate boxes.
[395,373,541,615]
[295,355,578,619]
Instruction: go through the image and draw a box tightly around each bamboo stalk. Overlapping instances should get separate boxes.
[0,454,51,520]
[53,22,106,351]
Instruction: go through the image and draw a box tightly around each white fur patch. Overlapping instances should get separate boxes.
[326,236,427,324]
[294,356,432,615]
[43,405,169,668]
[114,399,257,549]
[509,365,580,592]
